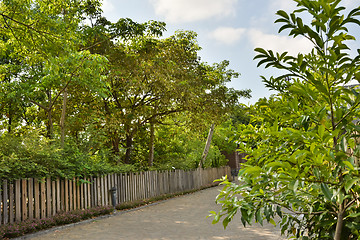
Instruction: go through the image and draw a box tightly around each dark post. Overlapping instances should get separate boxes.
[109,187,117,208]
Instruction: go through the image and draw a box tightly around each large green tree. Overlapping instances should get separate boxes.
[0,0,108,140]
[100,31,249,165]
[211,0,360,239]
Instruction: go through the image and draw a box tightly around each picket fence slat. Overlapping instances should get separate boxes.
[0,167,230,225]
[3,181,8,224]
[9,183,14,223]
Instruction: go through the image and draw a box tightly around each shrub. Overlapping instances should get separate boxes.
[0,206,114,239]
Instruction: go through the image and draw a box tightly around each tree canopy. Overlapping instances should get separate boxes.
[0,0,250,179]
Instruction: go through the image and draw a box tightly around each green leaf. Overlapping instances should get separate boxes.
[269,218,276,226]
[345,212,360,219]
[343,160,354,171]
[276,10,290,20]
[345,178,359,193]
[321,183,333,201]
[318,125,325,139]
[255,209,263,225]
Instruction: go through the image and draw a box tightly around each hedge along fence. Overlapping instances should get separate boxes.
[0,167,231,225]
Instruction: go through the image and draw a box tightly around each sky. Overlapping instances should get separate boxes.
[100,0,359,105]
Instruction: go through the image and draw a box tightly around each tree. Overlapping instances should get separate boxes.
[0,0,108,141]
[100,30,250,165]
[211,0,360,239]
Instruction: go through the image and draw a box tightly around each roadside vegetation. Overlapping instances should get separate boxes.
[0,0,250,180]
[211,0,360,239]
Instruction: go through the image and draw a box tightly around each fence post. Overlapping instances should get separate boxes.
[46,178,51,217]
[21,179,27,221]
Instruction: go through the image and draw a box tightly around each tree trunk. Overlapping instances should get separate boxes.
[334,203,344,240]
[111,136,120,154]
[60,87,68,148]
[46,90,54,139]
[124,133,133,164]
[148,121,155,167]
[7,100,12,133]
[199,123,215,168]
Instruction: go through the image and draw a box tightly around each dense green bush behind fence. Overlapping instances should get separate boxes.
[0,167,231,225]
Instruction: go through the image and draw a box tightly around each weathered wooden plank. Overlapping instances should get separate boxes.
[108,174,113,206]
[130,173,134,202]
[28,179,33,219]
[146,172,150,199]
[3,180,8,224]
[141,172,144,199]
[72,179,76,210]
[64,179,69,212]
[34,179,40,219]
[21,179,27,221]
[69,179,73,210]
[72,178,76,210]
[108,175,112,205]
[137,172,141,200]
[135,173,139,201]
[46,178,51,217]
[124,173,128,202]
[122,173,126,203]
[97,177,101,206]
[15,180,21,222]
[144,171,148,199]
[75,179,79,210]
[99,176,103,206]
[52,180,56,215]
[60,179,65,211]
[91,177,96,207]
[93,177,98,206]
[87,177,91,208]
[83,178,88,209]
[140,172,144,199]
[133,173,137,201]
[104,175,108,206]
[150,171,154,198]
[118,174,123,203]
[124,173,127,202]
[80,179,84,209]
[113,174,118,206]
[152,171,156,198]
[9,183,14,223]
[127,173,131,202]
[40,181,46,219]
[0,180,2,225]
[56,178,60,213]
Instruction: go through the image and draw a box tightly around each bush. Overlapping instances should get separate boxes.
[0,132,140,180]
[0,206,114,239]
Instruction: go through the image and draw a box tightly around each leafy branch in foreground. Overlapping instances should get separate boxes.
[211,0,360,239]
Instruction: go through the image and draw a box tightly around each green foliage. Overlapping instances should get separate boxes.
[0,0,247,179]
[0,130,138,180]
[212,0,360,239]
[152,121,228,170]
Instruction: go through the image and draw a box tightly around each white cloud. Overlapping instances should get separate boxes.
[150,0,238,23]
[209,27,246,45]
[343,0,359,9]
[248,29,313,56]
[101,0,114,13]
[269,0,297,12]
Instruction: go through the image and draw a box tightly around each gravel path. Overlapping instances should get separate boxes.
[21,186,287,240]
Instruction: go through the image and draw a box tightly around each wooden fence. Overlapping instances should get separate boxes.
[0,167,230,225]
